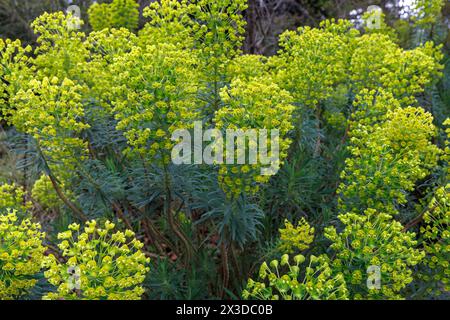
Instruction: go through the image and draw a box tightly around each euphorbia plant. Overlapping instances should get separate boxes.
[0,209,46,300]
[43,220,150,300]
[0,0,448,301]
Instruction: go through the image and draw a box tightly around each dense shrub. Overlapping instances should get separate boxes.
[0,209,46,299]
[0,0,448,300]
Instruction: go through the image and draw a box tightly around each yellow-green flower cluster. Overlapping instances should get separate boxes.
[10,77,89,173]
[88,0,139,32]
[417,118,450,296]
[31,12,88,81]
[140,0,195,48]
[43,220,150,300]
[0,209,46,300]
[272,19,357,110]
[243,254,348,300]
[278,218,314,254]
[1,14,90,211]
[142,0,247,66]
[84,27,137,105]
[142,0,247,118]
[350,34,443,106]
[87,2,111,32]
[269,19,441,127]
[215,77,294,198]
[191,0,247,112]
[338,91,440,215]
[109,43,200,166]
[0,39,33,120]
[349,89,401,126]
[191,0,247,58]
[324,209,425,299]
[418,185,450,295]
[0,183,31,213]
[227,55,268,81]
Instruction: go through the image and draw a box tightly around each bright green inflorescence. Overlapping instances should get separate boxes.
[88,0,140,32]
[271,19,357,111]
[329,41,442,299]
[109,43,201,166]
[278,218,315,254]
[417,118,450,296]
[11,77,89,174]
[141,0,248,118]
[245,218,348,300]
[349,35,442,106]
[419,184,450,295]
[0,183,31,213]
[0,38,33,117]
[43,220,150,300]
[243,254,348,300]
[338,92,441,215]
[215,77,294,198]
[324,209,424,300]
[0,209,46,300]
[140,0,196,48]
[31,12,88,81]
